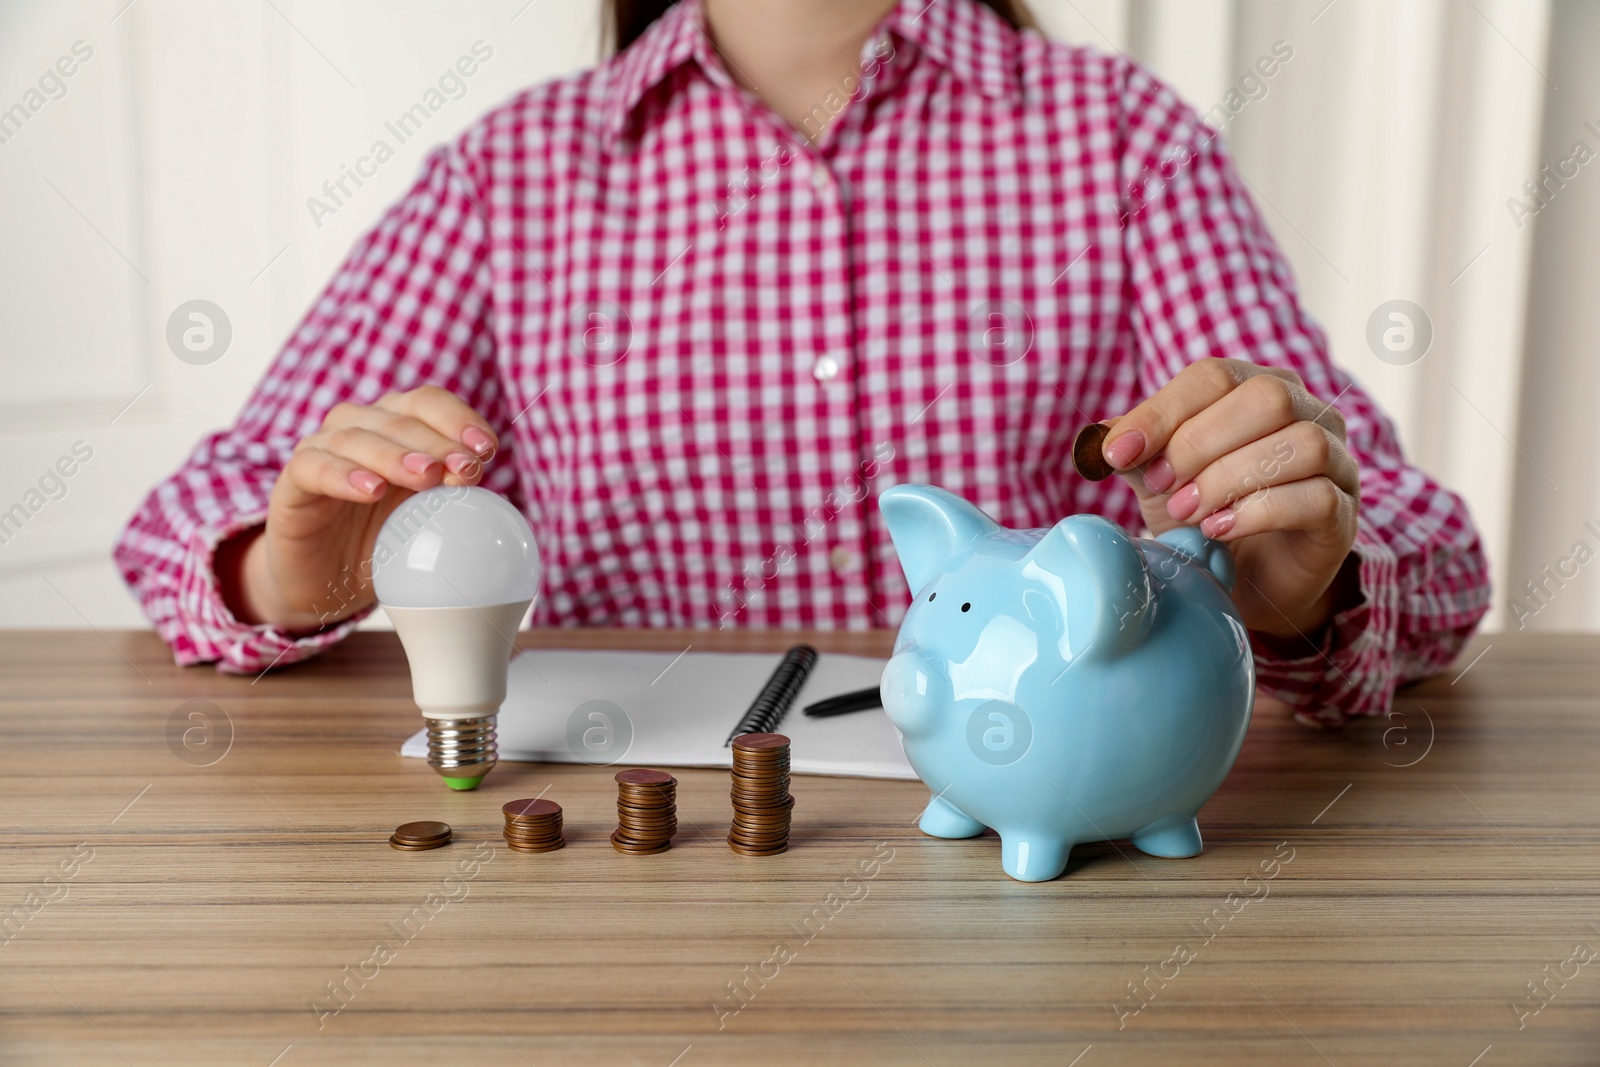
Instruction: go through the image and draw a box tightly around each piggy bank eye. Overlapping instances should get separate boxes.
[928,592,937,601]
[961,602,971,612]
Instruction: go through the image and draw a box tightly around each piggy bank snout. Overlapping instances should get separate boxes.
[881,646,953,738]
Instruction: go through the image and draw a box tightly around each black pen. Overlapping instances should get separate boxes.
[802,686,882,718]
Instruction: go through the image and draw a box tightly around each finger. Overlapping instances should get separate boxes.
[322,403,487,483]
[1165,421,1359,527]
[278,443,390,508]
[1195,476,1358,545]
[300,426,452,494]
[374,386,500,464]
[312,426,450,491]
[1102,359,1300,471]
[1141,373,1347,494]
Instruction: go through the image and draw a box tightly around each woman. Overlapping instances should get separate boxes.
[115,0,1489,726]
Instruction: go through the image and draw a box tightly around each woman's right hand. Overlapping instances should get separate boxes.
[219,386,500,631]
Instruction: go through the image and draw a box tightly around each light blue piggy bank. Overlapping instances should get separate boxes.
[878,485,1255,882]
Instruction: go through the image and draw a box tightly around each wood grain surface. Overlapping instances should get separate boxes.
[0,629,1596,1066]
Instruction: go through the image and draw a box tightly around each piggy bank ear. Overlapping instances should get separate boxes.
[878,485,999,594]
[1023,515,1154,659]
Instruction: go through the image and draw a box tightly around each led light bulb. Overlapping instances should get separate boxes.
[372,486,540,790]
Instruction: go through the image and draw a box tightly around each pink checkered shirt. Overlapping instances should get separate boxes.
[115,0,1489,725]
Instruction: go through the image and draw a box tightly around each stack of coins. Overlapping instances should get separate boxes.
[612,769,677,855]
[502,798,564,853]
[390,820,452,851]
[728,733,793,856]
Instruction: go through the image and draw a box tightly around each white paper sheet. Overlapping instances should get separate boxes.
[400,647,917,779]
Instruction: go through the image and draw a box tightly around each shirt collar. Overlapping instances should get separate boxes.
[602,0,1020,139]
[602,0,715,139]
[884,0,1021,102]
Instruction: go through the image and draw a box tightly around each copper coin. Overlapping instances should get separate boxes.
[733,794,795,809]
[732,733,790,751]
[728,842,788,856]
[503,799,560,819]
[1072,422,1115,481]
[390,834,450,848]
[615,768,676,786]
[730,826,791,838]
[506,841,565,853]
[389,835,449,851]
[393,820,451,841]
[733,800,794,814]
[611,832,670,855]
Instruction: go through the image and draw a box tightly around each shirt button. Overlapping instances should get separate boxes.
[810,166,833,193]
[830,546,854,573]
[812,355,840,381]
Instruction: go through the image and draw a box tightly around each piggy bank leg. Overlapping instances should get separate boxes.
[1131,814,1203,859]
[1000,835,1073,882]
[918,793,986,839]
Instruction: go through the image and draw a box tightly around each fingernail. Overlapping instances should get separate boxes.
[1106,430,1145,469]
[1201,508,1236,538]
[402,452,439,475]
[349,470,384,495]
[1141,456,1176,494]
[462,427,495,456]
[445,452,479,476]
[1167,483,1201,522]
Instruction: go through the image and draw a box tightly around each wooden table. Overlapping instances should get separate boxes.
[1,629,1596,1065]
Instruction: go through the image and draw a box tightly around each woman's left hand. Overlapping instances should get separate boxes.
[1098,357,1363,643]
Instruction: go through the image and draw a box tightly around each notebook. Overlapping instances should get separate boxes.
[399,647,918,779]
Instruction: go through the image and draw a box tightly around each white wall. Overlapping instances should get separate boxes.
[1,0,1594,634]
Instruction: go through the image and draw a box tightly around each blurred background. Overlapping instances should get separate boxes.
[1,0,1596,634]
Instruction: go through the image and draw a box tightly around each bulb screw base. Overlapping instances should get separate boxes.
[426,714,498,789]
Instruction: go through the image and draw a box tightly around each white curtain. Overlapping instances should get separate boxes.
[0,0,1592,632]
